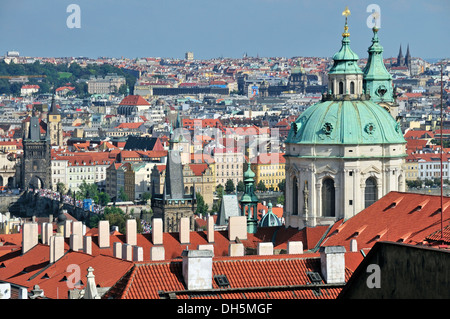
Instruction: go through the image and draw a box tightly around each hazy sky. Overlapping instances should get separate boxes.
[0,0,448,60]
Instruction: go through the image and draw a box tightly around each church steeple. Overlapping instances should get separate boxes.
[363,27,394,103]
[327,6,364,98]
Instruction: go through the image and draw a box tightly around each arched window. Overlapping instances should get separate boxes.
[350,81,355,94]
[292,176,298,215]
[365,177,377,208]
[322,178,335,217]
[339,81,344,94]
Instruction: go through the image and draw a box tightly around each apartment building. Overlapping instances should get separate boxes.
[250,153,285,191]
[87,74,126,94]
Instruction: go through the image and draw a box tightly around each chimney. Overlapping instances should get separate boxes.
[98,220,110,248]
[350,239,358,252]
[122,243,133,261]
[152,218,163,245]
[22,222,38,254]
[70,234,81,251]
[287,241,303,254]
[228,216,247,241]
[179,217,190,244]
[64,220,72,238]
[113,242,122,259]
[319,246,346,284]
[257,242,273,256]
[72,221,83,250]
[228,243,244,257]
[150,246,165,261]
[182,249,213,290]
[133,246,143,262]
[49,235,65,263]
[42,222,53,245]
[126,219,137,246]
[83,236,92,255]
[207,215,214,243]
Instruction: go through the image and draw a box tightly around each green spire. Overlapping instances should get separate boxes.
[363,27,394,103]
[329,7,363,75]
[240,162,258,234]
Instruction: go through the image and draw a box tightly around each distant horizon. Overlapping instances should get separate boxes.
[0,0,448,61]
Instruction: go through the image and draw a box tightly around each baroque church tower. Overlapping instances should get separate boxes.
[283,8,407,229]
[363,27,399,119]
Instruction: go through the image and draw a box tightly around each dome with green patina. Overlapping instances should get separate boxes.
[286,17,405,146]
[286,99,405,145]
[259,202,281,227]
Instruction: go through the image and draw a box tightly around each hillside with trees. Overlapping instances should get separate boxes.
[0,60,136,96]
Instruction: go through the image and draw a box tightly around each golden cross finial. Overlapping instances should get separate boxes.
[342,6,351,18]
[342,6,351,37]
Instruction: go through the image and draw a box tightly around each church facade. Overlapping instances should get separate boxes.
[284,12,407,229]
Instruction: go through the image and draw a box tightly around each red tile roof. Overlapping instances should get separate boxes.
[321,191,450,252]
[110,253,355,299]
[119,95,150,106]
[115,122,145,129]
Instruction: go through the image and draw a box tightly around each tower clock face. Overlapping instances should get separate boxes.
[376,85,387,97]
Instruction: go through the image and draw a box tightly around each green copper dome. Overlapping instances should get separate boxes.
[286,99,405,145]
[259,202,281,227]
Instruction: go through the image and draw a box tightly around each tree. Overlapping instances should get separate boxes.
[257,180,267,192]
[141,192,152,202]
[277,179,286,192]
[195,192,209,216]
[277,194,285,205]
[56,182,66,195]
[225,179,235,194]
[97,192,111,206]
[216,184,224,199]
[237,180,245,192]
[119,187,129,202]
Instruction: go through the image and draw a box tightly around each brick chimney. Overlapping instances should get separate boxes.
[22,222,38,254]
[319,246,346,284]
[228,216,247,241]
[98,220,110,248]
[152,218,163,245]
[182,249,213,290]
[126,219,137,246]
